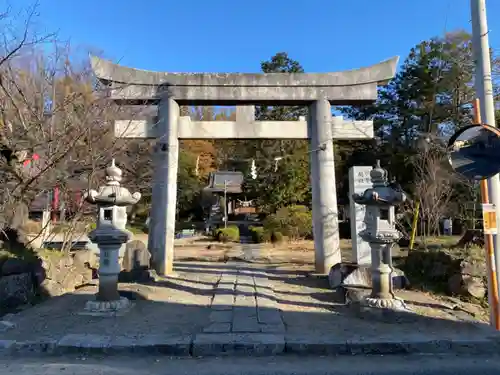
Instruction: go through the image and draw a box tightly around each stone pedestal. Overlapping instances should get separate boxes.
[370,242,394,300]
[96,244,121,301]
[308,98,341,274]
[353,296,414,323]
[328,262,409,290]
[81,296,132,317]
[82,225,132,316]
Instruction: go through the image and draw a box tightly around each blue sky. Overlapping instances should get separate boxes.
[6,0,500,73]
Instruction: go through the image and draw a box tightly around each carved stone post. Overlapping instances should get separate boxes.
[82,160,141,315]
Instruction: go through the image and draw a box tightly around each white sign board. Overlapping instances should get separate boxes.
[348,166,374,266]
[482,203,498,235]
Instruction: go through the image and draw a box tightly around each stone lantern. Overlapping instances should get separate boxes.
[351,160,407,313]
[82,159,141,315]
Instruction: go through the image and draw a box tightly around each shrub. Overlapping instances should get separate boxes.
[249,226,266,243]
[262,230,272,243]
[271,231,284,243]
[263,205,312,240]
[214,225,240,243]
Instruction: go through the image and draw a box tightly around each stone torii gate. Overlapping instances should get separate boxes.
[91,56,399,275]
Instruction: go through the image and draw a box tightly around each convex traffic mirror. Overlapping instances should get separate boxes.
[448,124,500,180]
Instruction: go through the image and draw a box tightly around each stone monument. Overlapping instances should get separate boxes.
[81,160,141,315]
[351,160,408,317]
[348,166,374,265]
[90,55,399,275]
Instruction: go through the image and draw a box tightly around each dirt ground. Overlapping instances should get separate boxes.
[19,230,490,325]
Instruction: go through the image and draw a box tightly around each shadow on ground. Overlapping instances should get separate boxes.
[1,260,496,345]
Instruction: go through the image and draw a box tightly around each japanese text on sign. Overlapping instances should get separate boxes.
[356,171,372,185]
[482,203,498,235]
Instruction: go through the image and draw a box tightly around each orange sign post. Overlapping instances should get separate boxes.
[473,98,500,330]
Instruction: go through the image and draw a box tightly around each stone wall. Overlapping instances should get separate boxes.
[0,249,96,314]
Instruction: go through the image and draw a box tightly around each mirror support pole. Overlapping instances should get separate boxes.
[473,100,500,330]
[471,0,500,329]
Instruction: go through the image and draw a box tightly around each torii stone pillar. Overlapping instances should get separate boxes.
[148,97,179,275]
[90,55,399,276]
[309,98,339,274]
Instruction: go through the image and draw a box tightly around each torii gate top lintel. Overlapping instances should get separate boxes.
[90,56,399,105]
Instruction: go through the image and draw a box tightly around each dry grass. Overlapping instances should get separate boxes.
[254,239,351,265]
[415,235,461,248]
[171,235,463,265]
[252,235,464,268]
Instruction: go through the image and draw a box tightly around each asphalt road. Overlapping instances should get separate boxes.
[451,147,500,179]
[0,355,499,375]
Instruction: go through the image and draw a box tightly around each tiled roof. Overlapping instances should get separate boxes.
[204,171,244,193]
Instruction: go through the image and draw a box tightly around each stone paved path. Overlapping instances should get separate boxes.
[237,242,262,262]
[1,261,500,357]
[203,265,284,334]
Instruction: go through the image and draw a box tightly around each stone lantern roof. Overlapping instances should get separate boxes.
[85,159,141,207]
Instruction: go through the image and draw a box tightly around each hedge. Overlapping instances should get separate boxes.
[214,225,240,243]
[263,205,313,240]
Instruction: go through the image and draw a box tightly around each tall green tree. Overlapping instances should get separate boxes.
[176,150,203,219]
[242,52,311,213]
[341,31,475,190]
[339,31,479,234]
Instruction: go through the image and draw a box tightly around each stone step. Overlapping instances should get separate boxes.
[3,334,500,357]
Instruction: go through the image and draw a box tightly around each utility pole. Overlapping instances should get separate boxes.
[470,0,500,326]
[473,99,500,330]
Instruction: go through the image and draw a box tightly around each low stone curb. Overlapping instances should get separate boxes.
[283,335,500,356]
[1,333,500,357]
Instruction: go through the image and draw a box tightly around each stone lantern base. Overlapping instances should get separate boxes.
[362,296,407,310]
[351,296,416,323]
[79,296,133,317]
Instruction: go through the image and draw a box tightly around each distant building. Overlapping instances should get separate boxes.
[202,170,259,226]
[203,171,244,194]
[29,180,89,221]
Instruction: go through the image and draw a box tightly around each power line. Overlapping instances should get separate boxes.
[426,0,452,134]
[221,142,327,164]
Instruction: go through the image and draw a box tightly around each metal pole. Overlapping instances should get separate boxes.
[473,99,500,330]
[224,180,228,228]
[471,0,500,326]
[409,200,420,251]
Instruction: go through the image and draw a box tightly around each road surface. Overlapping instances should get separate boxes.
[451,145,500,179]
[0,355,499,375]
